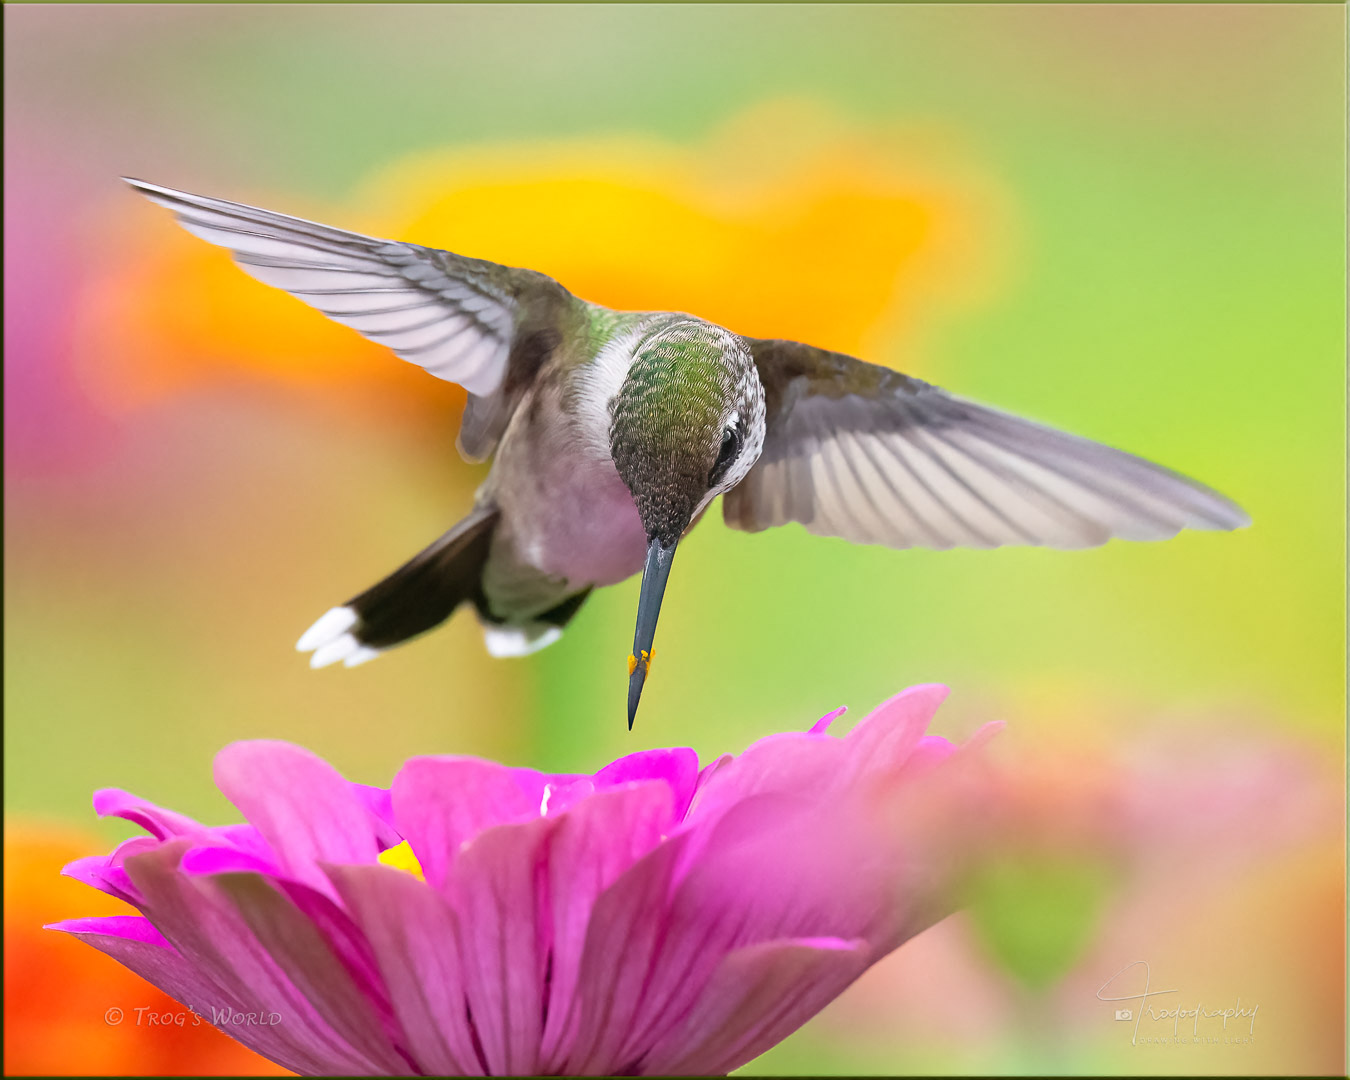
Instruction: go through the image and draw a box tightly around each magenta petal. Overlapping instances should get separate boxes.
[967,719,1007,750]
[844,683,949,777]
[392,756,546,890]
[121,842,392,1075]
[593,748,699,819]
[690,752,732,808]
[809,705,848,735]
[327,863,483,1076]
[210,871,409,1073]
[213,741,383,894]
[684,731,848,833]
[620,792,902,1061]
[539,781,674,1070]
[52,920,326,1075]
[639,936,870,1075]
[446,816,553,1077]
[61,855,142,906]
[213,823,278,857]
[899,734,958,779]
[270,878,398,1034]
[539,776,596,818]
[180,846,277,877]
[349,782,403,850]
[562,834,689,1075]
[46,914,168,946]
[109,834,162,861]
[93,788,205,839]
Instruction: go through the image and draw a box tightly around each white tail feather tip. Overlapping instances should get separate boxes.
[297,606,358,652]
[483,625,563,658]
[311,635,361,668]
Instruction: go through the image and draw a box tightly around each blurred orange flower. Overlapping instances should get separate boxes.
[4,824,289,1077]
[77,100,1007,414]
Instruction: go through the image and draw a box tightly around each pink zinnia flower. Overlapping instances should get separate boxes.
[51,685,998,1076]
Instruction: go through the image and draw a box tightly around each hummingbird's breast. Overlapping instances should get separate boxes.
[477,376,649,619]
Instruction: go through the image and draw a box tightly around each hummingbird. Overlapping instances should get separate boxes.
[125,179,1249,728]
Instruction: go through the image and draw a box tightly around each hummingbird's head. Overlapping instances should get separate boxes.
[609,319,765,545]
[609,318,766,728]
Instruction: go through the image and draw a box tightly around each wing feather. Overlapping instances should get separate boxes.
[726,339,1249,551]
[848,431,938,548]
[124,178,572,401]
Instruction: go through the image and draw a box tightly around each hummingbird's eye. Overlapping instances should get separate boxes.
[709,422,744,487]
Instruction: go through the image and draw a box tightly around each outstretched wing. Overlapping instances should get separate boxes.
[724,339,1249,550]
[124,179,578,436]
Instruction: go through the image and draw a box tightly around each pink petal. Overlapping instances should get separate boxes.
[593,747,699,819]
[843,683,949,778]
[46,914,168,946]
[178,844,394,1026]
[539,777,596,817]
[179,846,276,877]
[540,781,674,1070]
[54,885,329,1069]
[899,734,958,777]
[214,823,280,858]
[446,816,554,1076]
[121,841,395,1074]
[967,719,1007,751]
[620,792,908,1061]
[639,936,870,1075]
[209,871,410,1074]
[93,788,206,840]
[61,855,141,906]
[809,705,849,735]
[270,879,397,1036]
[327,863,483,1075]
[391,756,542,890]
[561,834,690,1075]
[213,741,383,895]
[688,752,732,810]
[680,733,849,867]
[348,782,403,850]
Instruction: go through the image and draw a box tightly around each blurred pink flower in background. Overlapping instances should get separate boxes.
[53,685,1000,1076]
[967,709,1343,992]
[788,704,1344,1075]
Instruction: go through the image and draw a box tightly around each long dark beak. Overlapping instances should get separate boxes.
[627,536,678,730]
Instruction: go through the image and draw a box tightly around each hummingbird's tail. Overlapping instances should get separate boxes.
[296,506,500,668]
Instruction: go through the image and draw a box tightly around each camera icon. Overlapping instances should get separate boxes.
[1114,1009,1133,1021]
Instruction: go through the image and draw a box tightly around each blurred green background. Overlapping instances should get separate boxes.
[4,5,1344,1076]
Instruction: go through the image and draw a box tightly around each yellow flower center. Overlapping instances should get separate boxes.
[376,840,424,881]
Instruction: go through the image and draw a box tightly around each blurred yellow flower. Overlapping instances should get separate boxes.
[78,100,1006,413]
